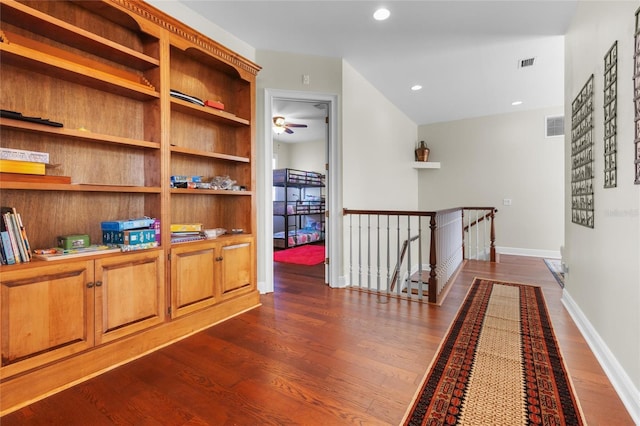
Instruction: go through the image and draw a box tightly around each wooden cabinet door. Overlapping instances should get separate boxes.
[0,260,95,378]
[94,251,165,345]
[219,237,254,299]
[170,242,218,318]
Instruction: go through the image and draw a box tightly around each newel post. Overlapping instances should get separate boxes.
[490,209,497,262]
[428,214,438,303]
[460,209,466,260]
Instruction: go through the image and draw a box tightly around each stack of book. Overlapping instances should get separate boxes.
[171,223,206,243]
[101,217,159,251]
[0,206,31,265]
[0,147,71,184]
[0,147,48,175]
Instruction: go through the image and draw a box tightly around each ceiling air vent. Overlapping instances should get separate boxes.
[519,57,535,68]
[546,115,564,137]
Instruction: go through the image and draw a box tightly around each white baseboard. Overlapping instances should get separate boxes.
[562,290,640,424]
[331,274,348,288]
[257,280,271,294]
[496,246,561,259]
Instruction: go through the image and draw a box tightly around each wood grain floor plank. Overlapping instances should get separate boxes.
[0,256,633,425]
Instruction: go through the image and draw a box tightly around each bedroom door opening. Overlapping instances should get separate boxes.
[263,89,339,293]
[272,100,328,279]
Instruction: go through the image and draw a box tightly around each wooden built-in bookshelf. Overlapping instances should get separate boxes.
[0,0,260,415]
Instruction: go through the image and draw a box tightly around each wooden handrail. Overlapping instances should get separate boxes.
[461,208,497,262]
[463,208,498,232]
[343,208,436,217]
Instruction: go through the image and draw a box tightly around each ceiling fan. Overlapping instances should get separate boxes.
[272,116,308,134]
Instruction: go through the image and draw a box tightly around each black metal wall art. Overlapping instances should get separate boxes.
[571,75,595,228]
[604,41,617,188]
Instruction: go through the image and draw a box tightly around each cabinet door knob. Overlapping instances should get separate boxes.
[216,256,223,261]
[87,282,94,288]
[95,281,103,287]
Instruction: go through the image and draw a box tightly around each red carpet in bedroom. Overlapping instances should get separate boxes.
[274,244,325,265]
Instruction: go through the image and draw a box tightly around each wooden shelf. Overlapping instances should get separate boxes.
[170,146,249,163]
[170,98,250,126]
[0,118,160,150]
[0,182,162,193]
[0,43,159,101]
[170,188,252,196]
[413,162,441,169]
[0,0,159,71]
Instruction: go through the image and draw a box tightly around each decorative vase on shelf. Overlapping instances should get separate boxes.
[415,141,430,162]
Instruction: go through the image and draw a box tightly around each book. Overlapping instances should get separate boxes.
[1,211,23,263]
[0,207,31,263]
[0,231,15,264]
[14,210,31,261]
[170,223,203,232]
[204,100,225,110]
[0,159,46,175]
[102,229,156,245]
[118,241,158,252]
[170,234,206,244]
[151,218,161,246]
[0,234,5,264]
[100,217,156,231]
[0,147,49,164]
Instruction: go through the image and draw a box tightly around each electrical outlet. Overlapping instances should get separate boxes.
[302,74,310,85]
[503,198,512,206]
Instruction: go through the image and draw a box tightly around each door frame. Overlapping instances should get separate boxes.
[261,89,340,293]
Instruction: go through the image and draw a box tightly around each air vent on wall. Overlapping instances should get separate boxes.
[519,57,535,68]
[546,115,564,137]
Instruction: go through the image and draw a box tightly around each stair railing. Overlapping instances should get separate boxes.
[462,207,497,261]
[343,207,482,303]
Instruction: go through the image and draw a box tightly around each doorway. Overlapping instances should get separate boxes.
[262,89,340,294]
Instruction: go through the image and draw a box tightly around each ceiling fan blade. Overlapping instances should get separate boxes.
[285,123,308,128]
[285,128,294,134]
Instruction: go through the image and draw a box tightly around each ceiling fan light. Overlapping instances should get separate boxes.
[273,125,286,134]
[273,116,286,126]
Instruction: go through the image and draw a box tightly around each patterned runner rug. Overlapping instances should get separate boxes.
[403,277,584,425]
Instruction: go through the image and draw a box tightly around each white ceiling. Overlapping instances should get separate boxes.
[180,0,577,139]
[272,99,329,143]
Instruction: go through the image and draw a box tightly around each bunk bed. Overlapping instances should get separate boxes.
[273,168,325,249]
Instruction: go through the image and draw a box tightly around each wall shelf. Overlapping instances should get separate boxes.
[412,162,441,169]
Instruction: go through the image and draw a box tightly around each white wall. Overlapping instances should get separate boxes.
[341,61,419,211]
[279,140,326,174]
[273,142,291,170]
[146,0,255,60]
[255,50,343,290]
[417,107,565,256]
[563,1,640,421]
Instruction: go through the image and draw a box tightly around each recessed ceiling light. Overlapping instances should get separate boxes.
[411,85,423,91]
[373,8,390,21]
[512,101,523,106]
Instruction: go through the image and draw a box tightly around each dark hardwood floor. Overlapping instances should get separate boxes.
[1,255,633,425]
